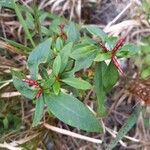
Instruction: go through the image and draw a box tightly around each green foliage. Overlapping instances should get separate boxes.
[94,62,107,116]
[94,61,119,117]
[12,71,37,99]
[32,95,45,127]
[103,62,119,92]
[65,22,80,43]
[85,25,108,41]
[53,80,60,95]
[71,43,98,72]
[28,38,52,79]
[46,92,101,132]
[60,42,73,72]
[70,44,97,60]
[94,44,139,62]
[52,54,62,76]
[62,77,92,90]
[10,3,139,135]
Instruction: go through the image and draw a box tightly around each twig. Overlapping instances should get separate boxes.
[0,143,22,150]
[85,107,140,143]
[0,79,12,90]
[44,123,102,144]
[105,127,140,142]
[1,92,21,98]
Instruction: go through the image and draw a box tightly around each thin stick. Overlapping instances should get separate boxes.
[12,133,40,145]
[0,80,12,90]
[106,127,127,147]
[104,2,133,31]
[105,127,140,142]
[44,123,102,144]
[1,92,21,98]
[0,143,21,150]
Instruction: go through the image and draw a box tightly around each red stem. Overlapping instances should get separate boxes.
[99,37,125,76]
[23,79,39,87]
[36,88,42,99]
[23,78,42,99]
[112,36,126,57]
[112,58,124,76]
[59,24,67,40]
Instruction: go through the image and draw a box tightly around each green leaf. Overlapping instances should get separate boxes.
[11,69,25,79]
[53,80,60,95]
[39,66,49,80]
[12,71,37,99]
[65,22,80,43]
[61,70,74,79]
[28,38,52,79]
[60,42,73,72]
[103,62,119,92]
[62,77,92,90]
[70,43,98,72]
[56,37,63,52]
[94,44,139,62]
[94,52,111,62]
[32,95,45,127]
[39,12,49,23]
[107,106,142,150]
[50,18,65,34]
[12,0,35,47]
[94,62,107,116]
[41,26,50,35]
[46,92,102,132]
[105,36,117,50]
[73,52,96,72]
[25,11,34,30]
[43,75,55,90]
[70,44,97,60]
[85,25,108,42]
[119,44,139,56]
[53,54,61,76]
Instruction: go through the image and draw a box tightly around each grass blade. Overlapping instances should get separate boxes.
[107,106,142,150]
[12,0,35,47]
